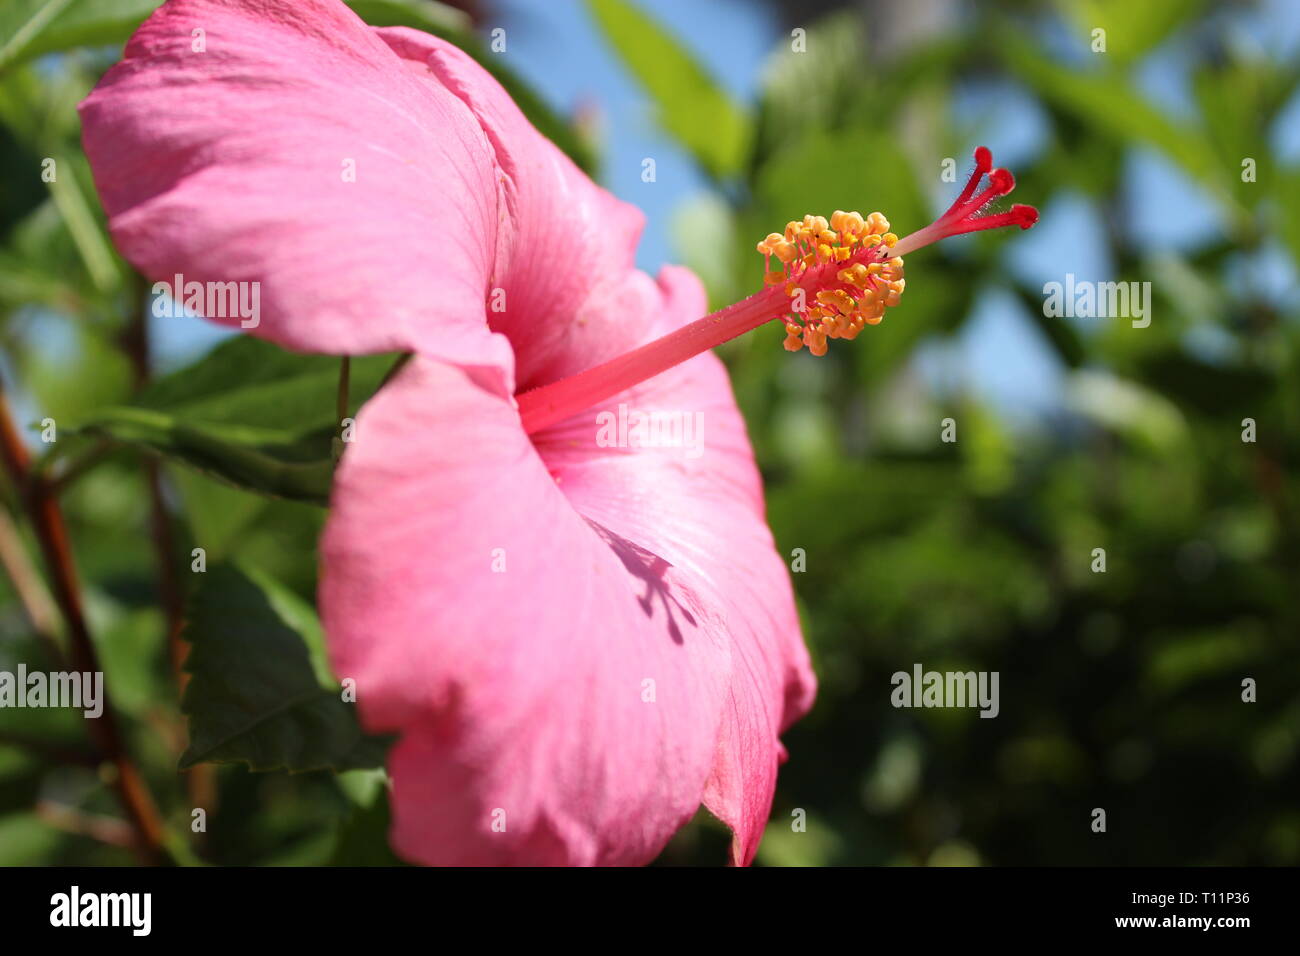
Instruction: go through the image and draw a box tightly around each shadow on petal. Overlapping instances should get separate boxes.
[587,520,698,646]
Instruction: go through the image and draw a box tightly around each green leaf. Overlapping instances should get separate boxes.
[167,466,269,559]
[752,10,863,167]
[0,812,64,865]
[179,564,391,773]
[74,337,399,503]
[0,114,45,236]
[329,785,407,866]
[134,335,391,431]
[999,32,1244,225]
[1065,370,1190,454]
[585,0,751,179]
[44,151,120,293]
[0,0,157,71]
[753,130,927,239]
[343,0,470,36]
[0,0,76,72]
[0,60,124,309]
[1063,0,1204,66]
[1191,57,1300,214]
[74,404,337,504]
[95,606,169,720]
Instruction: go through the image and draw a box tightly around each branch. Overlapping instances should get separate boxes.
[0,379,167,865]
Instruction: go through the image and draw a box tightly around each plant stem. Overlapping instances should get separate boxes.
[0,378,167,865]
[48,438,115,495]
[517,285,787,434]
[337,355,351,425]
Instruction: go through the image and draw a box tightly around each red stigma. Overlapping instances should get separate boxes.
[1009,204,1038,229]
[923,147,1039,244]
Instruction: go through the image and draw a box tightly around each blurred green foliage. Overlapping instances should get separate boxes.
[0,0,1297,866]
[604,0,1300,866]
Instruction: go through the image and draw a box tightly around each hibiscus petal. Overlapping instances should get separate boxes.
[320,354,735,865]
[376,27,669,391]
[324,269,813,865]
[79,0,512,374]
[534,266,816,864]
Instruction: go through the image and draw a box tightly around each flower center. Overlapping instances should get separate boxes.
[516,147,1038,434]
[757,210,903,356]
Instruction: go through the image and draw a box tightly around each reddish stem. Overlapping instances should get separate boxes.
[0,382,167,865]
[518,285,788,434]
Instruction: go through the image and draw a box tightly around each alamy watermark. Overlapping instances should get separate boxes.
[596,402,704,459]
[50,886,150,936]
[891,664,1000,718]
[0,665,103,718]
[1043,273,1151,328]
[151,273,260,328]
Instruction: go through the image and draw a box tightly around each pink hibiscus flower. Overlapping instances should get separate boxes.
[79,0,1034,865]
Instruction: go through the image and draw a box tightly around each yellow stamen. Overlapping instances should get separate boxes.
[757,207,908,356]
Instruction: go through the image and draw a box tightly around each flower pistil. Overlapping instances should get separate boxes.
[757,147,1038,358]
[517,147,1038,432]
